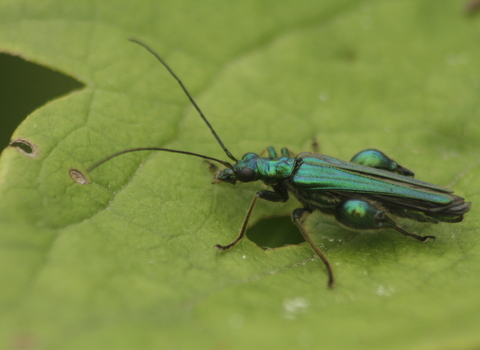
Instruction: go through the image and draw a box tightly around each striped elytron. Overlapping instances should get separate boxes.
[88,39,471,287]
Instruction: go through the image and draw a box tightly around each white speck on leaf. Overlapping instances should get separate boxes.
[283,297,310,320]
[318,92,329,101]
[375,285,396,297]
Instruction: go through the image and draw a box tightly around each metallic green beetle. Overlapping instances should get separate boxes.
[89,39,470,287]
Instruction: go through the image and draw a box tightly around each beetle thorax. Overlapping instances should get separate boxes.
[214,153,297,185]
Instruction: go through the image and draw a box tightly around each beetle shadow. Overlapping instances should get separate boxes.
[246,216,305,250]
[246,213,361,252]
[247,213,442,263]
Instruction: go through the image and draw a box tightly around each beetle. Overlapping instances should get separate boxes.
[88,39,471,287]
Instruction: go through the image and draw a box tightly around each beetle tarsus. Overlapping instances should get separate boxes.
[393,225,436,242]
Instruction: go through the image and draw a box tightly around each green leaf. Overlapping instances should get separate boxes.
[1,1,479,349]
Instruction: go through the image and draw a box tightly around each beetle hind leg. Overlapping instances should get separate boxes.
[334,199,436,241]
[392,224,436,242]
[350,149,414,176]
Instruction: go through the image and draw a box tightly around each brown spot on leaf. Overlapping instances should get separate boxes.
[69,169,89,185]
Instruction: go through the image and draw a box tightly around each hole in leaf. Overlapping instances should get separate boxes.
[247,216,305,250]
[69,169,89,185]
[9,138,38,157]
[0,53,84,150]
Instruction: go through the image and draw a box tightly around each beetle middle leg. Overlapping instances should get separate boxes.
[292,207,334,288]
[334,199,436,242]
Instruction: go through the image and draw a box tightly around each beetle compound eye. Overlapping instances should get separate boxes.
[236,167,255,182]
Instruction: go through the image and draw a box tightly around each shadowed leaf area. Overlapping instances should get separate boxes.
[0,53,83,149]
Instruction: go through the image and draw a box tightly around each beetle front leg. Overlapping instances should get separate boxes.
[350,149,414,176]
[334,199,436,242]
[205,160,219,172]
[292,208,334,288]
[259,146,279,159]
[215,185,289,251]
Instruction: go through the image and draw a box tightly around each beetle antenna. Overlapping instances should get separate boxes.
[87,147,233,173]
[128,38,237,163]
